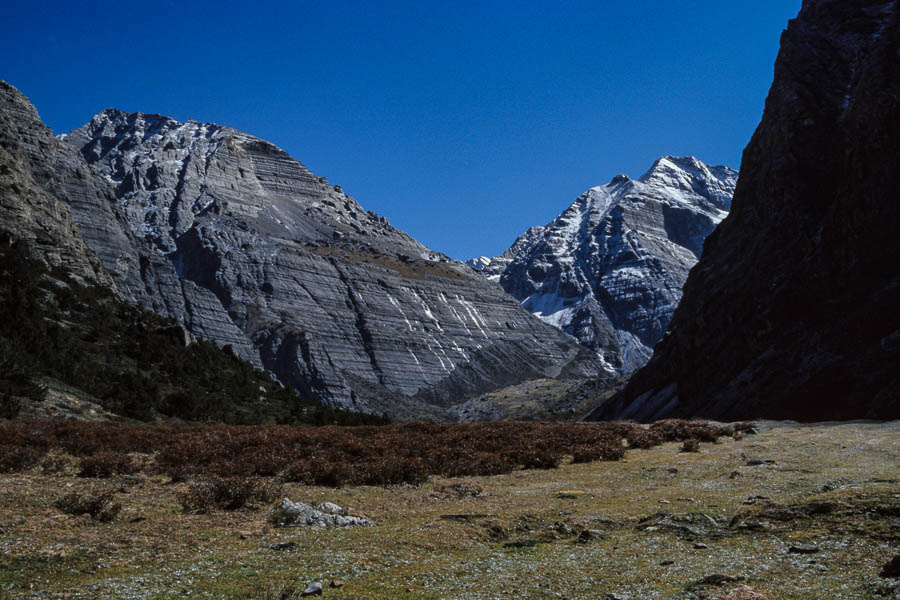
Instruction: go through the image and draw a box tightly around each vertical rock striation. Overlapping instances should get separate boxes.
[594,0,900,421]
[469,157,737,373]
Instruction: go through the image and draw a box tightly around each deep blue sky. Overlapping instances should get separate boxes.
[4,1,800,260]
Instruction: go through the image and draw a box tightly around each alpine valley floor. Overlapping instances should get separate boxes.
[1,420,898,599]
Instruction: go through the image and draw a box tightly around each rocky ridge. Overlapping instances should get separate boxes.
[469,157,737,373]
[0,82,113,288]
[593,0,900,421]
[41,103,610,418]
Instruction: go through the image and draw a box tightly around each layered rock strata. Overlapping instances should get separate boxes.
[470,157,737,373]
[43,106,609,416]
[0,82,113,288]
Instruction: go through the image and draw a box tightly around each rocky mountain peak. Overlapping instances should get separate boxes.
[471,156,737,373]
[639,155,737,211]
[19,102,611,418]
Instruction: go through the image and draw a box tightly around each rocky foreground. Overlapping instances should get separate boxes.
[1,420,897,599]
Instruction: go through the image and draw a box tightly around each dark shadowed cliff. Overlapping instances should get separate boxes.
[593,0,900,421]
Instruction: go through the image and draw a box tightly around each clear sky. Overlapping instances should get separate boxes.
[4,0,800,260]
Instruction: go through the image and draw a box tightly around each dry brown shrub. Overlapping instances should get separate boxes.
[596,420,642,440]
[39,452,79,475]
[53,491,121,522]
[650,419,733,444]
[78,451,140,478]
[0,418,736,488]
[571,437,626,463]
[714,586,773,600]
[506,448,562,470]
[282,459,354,487]
[680,438,701,453]
[430,449,517,478]
[354,457,427,486]
[0,444,43,472]
[625,427,663,449]
[178,476,281,513]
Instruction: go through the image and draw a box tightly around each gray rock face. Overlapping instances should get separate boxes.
[53,109,608,417]
[469,157,737,373]
[0,82,113,288]
[594,0,900,422]
[271,498,374,528]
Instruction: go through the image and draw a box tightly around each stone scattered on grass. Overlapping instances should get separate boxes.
[694,574,746,587]
[301,582,323,596]
[788,544,820,554]
[880,555,900,578]
[267,542,297,551]
[694,542,709,549]
[270,499,374,528]
[329,579,344,588]
[315,501,346,515]
[576,529,605,543]
[555,490,586,499]
[439,513,497,522]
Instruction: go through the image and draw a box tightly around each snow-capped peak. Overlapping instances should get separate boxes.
[469,156,738,373]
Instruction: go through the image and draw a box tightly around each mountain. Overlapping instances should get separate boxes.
[0,81,382,426]
[38,103,610,420]
[592,0,900,422]
[468,157,737,373]
[0,82,113,289]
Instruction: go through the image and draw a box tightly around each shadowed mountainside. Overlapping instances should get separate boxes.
[593,0,900,422]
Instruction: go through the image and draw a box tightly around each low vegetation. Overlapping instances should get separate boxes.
[0,418,744,486]
[1,421,896,599]
[52,491,121,523]
[178,476,282,513]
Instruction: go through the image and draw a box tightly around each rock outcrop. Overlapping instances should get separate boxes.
[593,0,900,421]
[271,498,374,528]
[45,106,609,418]
[469,157,736,373]
[0,82,113,288]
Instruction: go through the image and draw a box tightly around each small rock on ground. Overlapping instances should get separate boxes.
[268,542,297,551]
[880,555,900,578]
[788,544,820,554]
[301,582,323,596]
[577,529,605,543]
